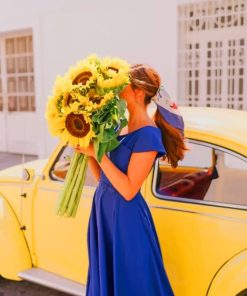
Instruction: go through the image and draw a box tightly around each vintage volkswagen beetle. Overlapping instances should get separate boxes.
[0,106,246,296]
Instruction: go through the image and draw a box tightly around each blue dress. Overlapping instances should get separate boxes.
[86,126,174,296]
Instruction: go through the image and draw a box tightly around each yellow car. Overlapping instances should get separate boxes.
[0,107,247,296]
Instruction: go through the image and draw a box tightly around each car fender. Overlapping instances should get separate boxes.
[0,193,32,280]
[207,249,247,296]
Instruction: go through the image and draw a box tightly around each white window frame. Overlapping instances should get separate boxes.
[0,29,35,113]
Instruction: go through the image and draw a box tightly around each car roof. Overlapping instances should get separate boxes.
[54,105,246,158]
[149,106,247,157]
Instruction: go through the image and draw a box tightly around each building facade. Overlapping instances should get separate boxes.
[0,0,178,158]
[0,0,246,158]
[178,0,247,109]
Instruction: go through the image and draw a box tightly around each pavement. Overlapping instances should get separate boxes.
[0,153,72,296]
[0,276,70,296]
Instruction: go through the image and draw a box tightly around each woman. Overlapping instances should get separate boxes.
[75,64,187,295]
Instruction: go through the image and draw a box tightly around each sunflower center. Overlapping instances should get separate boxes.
[65,113,90,138]
[73,71,92,85]
[108,66,119,73]
[66,94,79,106]
[89,96,102,104]
[66,94,71,105]
[74,118,83,130]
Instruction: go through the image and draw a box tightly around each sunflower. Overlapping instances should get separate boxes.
[47,115,66,137]
[65,59,98,91]
[85,91,115,112]
[48,75,77,109]
[97,74,130,90]
[45,97,59,121]
[59,102,96,148]
[70,85,95,105]
[85,54,101,66]
[45,99,61,136]
[97,57,130,91]
[100,57,130,76]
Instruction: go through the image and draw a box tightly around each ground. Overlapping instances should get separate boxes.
[0,276,70,296]
[0,153,72,295]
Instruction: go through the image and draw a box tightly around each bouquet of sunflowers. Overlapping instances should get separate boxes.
[45,54,130,218]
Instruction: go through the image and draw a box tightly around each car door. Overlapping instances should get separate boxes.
[144,140,247,296]
[33,144,97,284]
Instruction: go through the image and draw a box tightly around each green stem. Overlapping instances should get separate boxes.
[57,152,82,215]
[55,151,80,214]
[71,156,88,218]
[66,154,87,217]
[59,158,82,215]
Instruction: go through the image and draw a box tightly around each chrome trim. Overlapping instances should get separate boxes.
[153,191,247,211]
[37,185,95,197]
[18,268,85,296]
[49,179,97,191]
[36,186,63,193]
[0,182,34,188]
[148,204,247,223]
[152,139,247,211]
[35,174,46,180]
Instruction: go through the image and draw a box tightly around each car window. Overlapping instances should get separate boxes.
[154,141,247,207]
[49,145,98,188]
[224,153,247,170]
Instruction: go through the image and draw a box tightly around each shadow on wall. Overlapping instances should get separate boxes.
[0,152,38,170]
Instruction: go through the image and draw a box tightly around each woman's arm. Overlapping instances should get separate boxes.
[75,144,157,201]
[87,156,101,182]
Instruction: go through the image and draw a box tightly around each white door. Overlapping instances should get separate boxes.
[0,37,7,151]
[0,31,38,155]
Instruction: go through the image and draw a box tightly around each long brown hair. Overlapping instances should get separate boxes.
[129,64,188,168]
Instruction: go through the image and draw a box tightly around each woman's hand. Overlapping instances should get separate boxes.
[74,143,95,158]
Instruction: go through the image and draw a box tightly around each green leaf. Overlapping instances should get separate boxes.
[116,98,127,116]
[97,142,108,162]
[93,137,100,160]
[107,137,120,152]
[120,118,128,129]
[97,124,106,142]
[101,127,115,143]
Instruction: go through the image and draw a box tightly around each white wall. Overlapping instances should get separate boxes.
[0,0,178,158]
